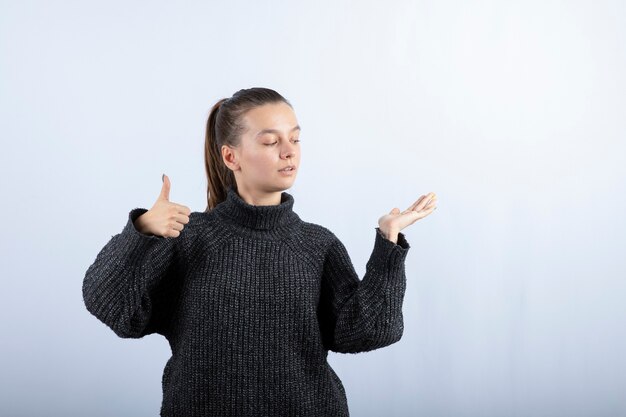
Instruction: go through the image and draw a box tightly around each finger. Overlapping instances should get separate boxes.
[407,192,436,212]
[172,213,190,225]
[406,199,421,212]
[406,195,427,212]
[415,192,436,211]
[405,203,438,221]
[164,226,182,238]
[172,204,192,216]
[169,220,185,231]
[423,196,438,209]
[159,174,171,201]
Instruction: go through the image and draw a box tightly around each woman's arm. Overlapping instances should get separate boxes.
[82,208,186,339]
[318,228,410,354]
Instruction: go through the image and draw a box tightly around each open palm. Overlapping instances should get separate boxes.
[378,192,438,233]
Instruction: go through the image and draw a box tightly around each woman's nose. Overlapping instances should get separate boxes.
[282,145,297,159]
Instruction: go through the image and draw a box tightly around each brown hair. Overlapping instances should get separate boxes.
[204,87,293,211]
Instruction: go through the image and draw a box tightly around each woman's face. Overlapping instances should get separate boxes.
[227,102,301,194]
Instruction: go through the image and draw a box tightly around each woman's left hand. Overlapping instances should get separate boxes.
[377,192,438,243]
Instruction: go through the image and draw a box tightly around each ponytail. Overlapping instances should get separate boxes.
[204,98,235,211]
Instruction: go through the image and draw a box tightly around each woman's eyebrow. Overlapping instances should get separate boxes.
[256,125,301,138]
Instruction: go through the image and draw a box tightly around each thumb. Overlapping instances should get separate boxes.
[159,173,171,201]
[390,207,401,214]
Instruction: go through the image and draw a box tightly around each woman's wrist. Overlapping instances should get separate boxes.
[378,226,399,244]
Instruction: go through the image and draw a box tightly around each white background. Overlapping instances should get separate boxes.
[1,0,625,416]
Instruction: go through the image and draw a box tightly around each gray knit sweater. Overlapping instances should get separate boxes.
[82,186,411,416]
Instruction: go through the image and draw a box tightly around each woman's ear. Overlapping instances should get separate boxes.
[221,145,239,171]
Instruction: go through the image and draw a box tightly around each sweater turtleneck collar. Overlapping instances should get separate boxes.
[213,186,299,231]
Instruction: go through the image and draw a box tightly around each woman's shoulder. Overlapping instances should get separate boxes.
[177,210,232,252]
[188,208,225,225]
[295,220,340,246]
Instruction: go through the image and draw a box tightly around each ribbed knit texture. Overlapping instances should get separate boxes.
[82,185,411,416]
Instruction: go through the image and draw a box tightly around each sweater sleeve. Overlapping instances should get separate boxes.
[82,208,186,339]
[318,227,411,354]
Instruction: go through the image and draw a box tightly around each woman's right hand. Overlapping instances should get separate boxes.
[134,174,191,238]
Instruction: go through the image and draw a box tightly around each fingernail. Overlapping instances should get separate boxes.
[162,173,165,182]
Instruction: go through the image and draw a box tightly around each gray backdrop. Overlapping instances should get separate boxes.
[1,0,624,416]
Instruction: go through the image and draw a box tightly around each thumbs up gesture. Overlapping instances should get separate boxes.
[134,174,191,238]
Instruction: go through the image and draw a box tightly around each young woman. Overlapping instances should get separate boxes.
[82,87,438,416]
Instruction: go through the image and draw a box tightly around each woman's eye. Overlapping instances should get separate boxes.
[264,139,299,146]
